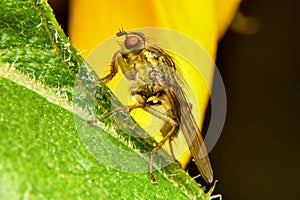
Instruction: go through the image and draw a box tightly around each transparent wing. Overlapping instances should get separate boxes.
[152,47,213,183]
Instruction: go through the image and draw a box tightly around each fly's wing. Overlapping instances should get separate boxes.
[165,86,213,183]
[151,47,213,183]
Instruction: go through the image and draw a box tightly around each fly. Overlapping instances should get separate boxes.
[87,30,213,183]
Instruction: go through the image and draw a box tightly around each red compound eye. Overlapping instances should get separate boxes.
[124,36,140,49]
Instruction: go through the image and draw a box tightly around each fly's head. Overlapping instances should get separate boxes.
[116,31,145,53]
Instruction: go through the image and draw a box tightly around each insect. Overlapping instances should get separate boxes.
[88,30,213,183]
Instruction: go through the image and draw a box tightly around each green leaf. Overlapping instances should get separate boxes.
[0,0,211,199]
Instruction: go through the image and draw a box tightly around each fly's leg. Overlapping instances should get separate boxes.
[210,194,222,200]
[168,142,177,162]
[149,124,178,183]
[85,104,143,126]
[142,105,178,160]
[89,51,133,124]
[207,180,222,200]
[93,51,122,85]
[140,102,179,183]
[168,142,182,168]
[131,93,180,183]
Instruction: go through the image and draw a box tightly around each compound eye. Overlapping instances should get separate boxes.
[124,36,140,49]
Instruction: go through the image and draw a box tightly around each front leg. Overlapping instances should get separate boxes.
[85,104,144,126]
[96,50,122,84]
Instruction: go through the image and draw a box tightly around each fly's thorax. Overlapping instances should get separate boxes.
[124,48,182,107]
[118,49,148,80]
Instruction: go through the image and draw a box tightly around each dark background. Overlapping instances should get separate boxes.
[49,0,300,199]
[212,1,299,199]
